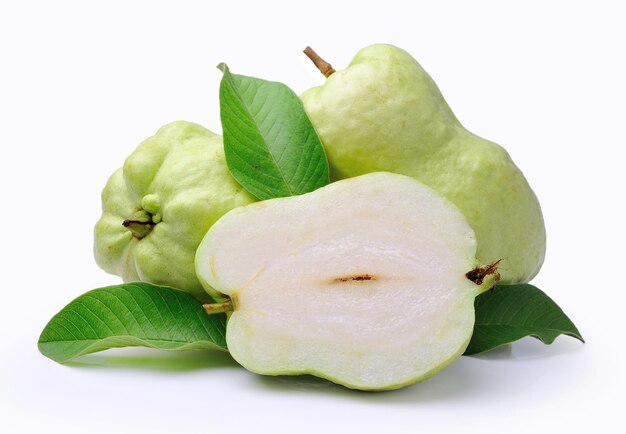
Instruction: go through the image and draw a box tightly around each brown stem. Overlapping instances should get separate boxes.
[303,46,335,78]
[122,219,154,239]
[466,260,502,286]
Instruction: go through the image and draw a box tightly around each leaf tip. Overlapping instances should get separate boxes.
[570,332,585,344]
[217,62,228,73]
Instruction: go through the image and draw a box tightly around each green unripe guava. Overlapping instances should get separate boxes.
[94,121,255,301]
[301,44,546,284]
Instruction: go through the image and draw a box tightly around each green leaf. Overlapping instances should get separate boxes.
[38,282,227,363]
[465,284,584,355]
[218,63,329,200]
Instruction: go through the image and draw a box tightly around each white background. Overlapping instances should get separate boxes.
[1,1,624,432]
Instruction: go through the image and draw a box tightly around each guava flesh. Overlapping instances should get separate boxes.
[196,172,489,390]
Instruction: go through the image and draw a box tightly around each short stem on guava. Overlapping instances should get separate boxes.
[122,209,156,239]
[122,219,155,239]
[203,300,234,315]
[303,46,335,78]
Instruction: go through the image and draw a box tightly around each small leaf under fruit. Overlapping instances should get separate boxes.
[465,283,584,355]
[38,282,227,363]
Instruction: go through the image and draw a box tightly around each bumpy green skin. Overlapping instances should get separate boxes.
[301,44,546,283]
[94,121,255,301]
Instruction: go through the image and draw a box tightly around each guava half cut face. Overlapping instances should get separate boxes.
[196,172,493,390]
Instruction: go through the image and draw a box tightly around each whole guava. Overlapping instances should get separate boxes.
[94,121,255,301]
[301,44,546,284]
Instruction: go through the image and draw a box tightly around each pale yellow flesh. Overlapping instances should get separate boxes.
[196,172,481,390]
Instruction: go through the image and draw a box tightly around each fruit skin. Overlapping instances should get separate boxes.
[301,44,546,284]
[94,121,255,301]
[196,172,496,391]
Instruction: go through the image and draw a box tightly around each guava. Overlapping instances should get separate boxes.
[301,44,546,284]
[94,121,255,301]
[196,172,498,390]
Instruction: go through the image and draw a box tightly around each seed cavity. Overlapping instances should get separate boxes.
[333,274,376,283]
